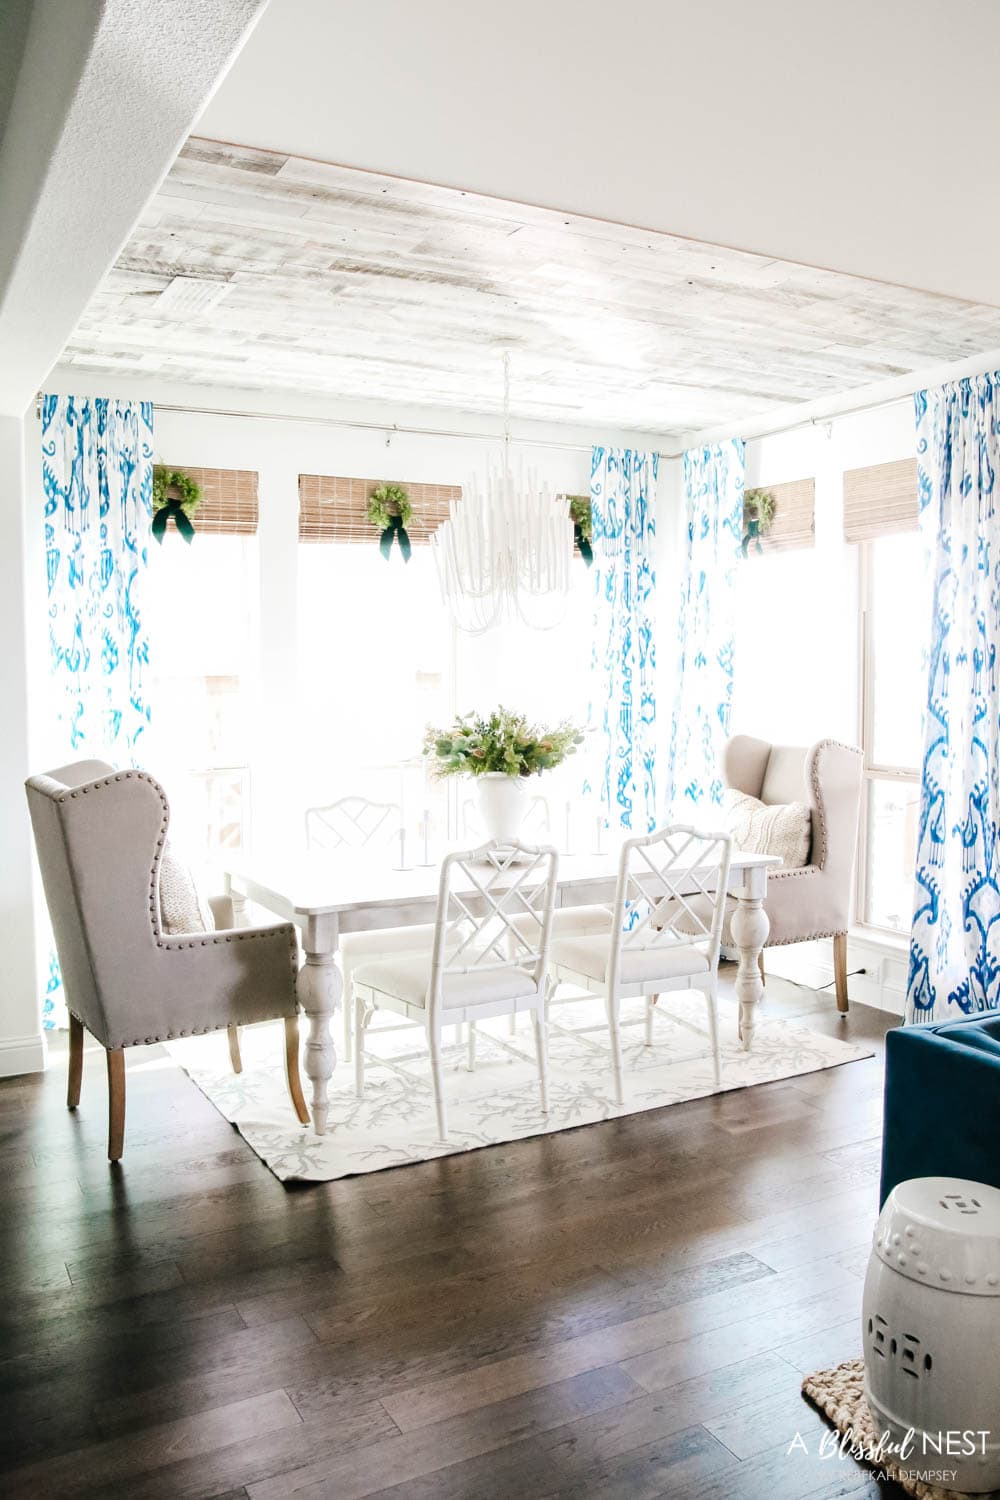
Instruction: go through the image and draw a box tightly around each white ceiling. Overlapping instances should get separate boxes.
[197,0,1000,308]
[60,138,1000,435]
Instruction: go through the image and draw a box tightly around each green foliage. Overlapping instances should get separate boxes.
[366,484,413,530]
[567,495,592,542]
[743,487,776,533]
[152,466,202,517]
[424,707,584,779]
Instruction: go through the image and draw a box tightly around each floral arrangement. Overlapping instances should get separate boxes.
[424,707,583,779]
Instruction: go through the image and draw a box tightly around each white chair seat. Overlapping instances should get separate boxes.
[341,924,437,962]
[550,934,710,986]
[353,954,538,1011]
[510,903,612,941]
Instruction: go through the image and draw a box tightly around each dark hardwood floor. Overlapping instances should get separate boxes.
[0,974,905,1498]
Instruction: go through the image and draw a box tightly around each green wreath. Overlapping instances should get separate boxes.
[367,484,413,561]
[152,466,202,544]
[742,488,776,557]
[567,495,593,566]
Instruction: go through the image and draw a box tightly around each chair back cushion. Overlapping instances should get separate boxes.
[759,745,809,805]
[158,843,213,934]
[722,789,811,869]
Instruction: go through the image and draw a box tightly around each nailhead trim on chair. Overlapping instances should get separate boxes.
[807,739,862,873]
[760,928,848,948]
[57,771,300,1047]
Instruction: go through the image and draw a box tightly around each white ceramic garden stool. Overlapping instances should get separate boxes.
[862,1176,1000,1493]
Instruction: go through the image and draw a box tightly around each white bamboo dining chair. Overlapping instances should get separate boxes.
[304,794,434,1063]
[352,841,559,1141]
[545,824,733,1104]
[305,795,403,855]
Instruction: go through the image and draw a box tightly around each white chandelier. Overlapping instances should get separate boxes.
[430,353,575,634]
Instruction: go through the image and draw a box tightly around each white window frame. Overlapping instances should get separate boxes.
[855,539,920,937]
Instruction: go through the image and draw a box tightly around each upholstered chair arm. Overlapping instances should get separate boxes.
[102,921,300,1050]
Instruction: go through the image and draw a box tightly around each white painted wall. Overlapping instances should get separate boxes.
[0,411,43,1077]
[202,0,1000,307]
[0,0,267,414]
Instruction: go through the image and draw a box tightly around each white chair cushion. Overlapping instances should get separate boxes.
[722,787,811,869]
[507,903,612,948]
[352,953,538,1010]
[158,842,214,934]
[341,924,437,960]
[550,933,710,985]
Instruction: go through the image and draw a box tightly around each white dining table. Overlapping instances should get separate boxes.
[224,847,780,1134]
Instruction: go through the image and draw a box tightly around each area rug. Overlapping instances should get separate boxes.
[802,1359,990,1499]
[165,992,874,1182]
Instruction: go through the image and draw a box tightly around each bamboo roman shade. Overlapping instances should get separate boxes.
[754,477,816,554]
[843,457,919,542]
[170,467,259,535]
[298,475,462,544]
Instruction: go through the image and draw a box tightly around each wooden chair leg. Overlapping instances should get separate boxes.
[757,951,766,986]
[283,1016,310,1125]
[67,1014,84,1109]
[833,933,849,1014]
[227,1024,243,1075]
[106,1048,125,1162]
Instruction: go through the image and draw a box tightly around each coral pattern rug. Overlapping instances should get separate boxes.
[166,991,873,1183]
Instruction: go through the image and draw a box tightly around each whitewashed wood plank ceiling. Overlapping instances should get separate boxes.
[60,137,1000,436]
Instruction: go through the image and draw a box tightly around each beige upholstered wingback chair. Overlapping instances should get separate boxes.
[26,760,308,1161]
[723,735,863,1012]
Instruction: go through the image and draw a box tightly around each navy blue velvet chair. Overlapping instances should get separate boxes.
[880,1011,1000,1205]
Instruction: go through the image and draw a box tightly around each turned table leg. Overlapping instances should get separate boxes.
[298,915,341,1136]
[731,889,769,1052]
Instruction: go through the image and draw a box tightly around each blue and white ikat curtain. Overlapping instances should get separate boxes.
[588,448,658,831]
[665,440,744,815]
[41,396,154,1024]
[906,375,1000,1021]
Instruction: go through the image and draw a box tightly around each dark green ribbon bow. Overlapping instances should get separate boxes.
[152,502,196,545]
[379,513,412,562]
[573,523,593,567]
[741,519,762,558]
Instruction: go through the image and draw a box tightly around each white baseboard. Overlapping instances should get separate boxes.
[0,1031,47,1077]
[758,933,907,1016]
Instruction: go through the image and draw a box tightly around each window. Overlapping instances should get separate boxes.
[295,473,596,849]
[145,471,259,868]
[858,529,927,933]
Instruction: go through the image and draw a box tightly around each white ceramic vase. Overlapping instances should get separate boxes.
[475,773,529,844]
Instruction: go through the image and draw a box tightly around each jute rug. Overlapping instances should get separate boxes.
[802,1359,995,1499]
[165,989,873,1182]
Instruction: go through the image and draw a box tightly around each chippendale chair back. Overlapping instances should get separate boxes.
[305,796,402,852]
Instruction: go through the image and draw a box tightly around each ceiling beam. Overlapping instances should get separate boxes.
[0,0,269,417]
